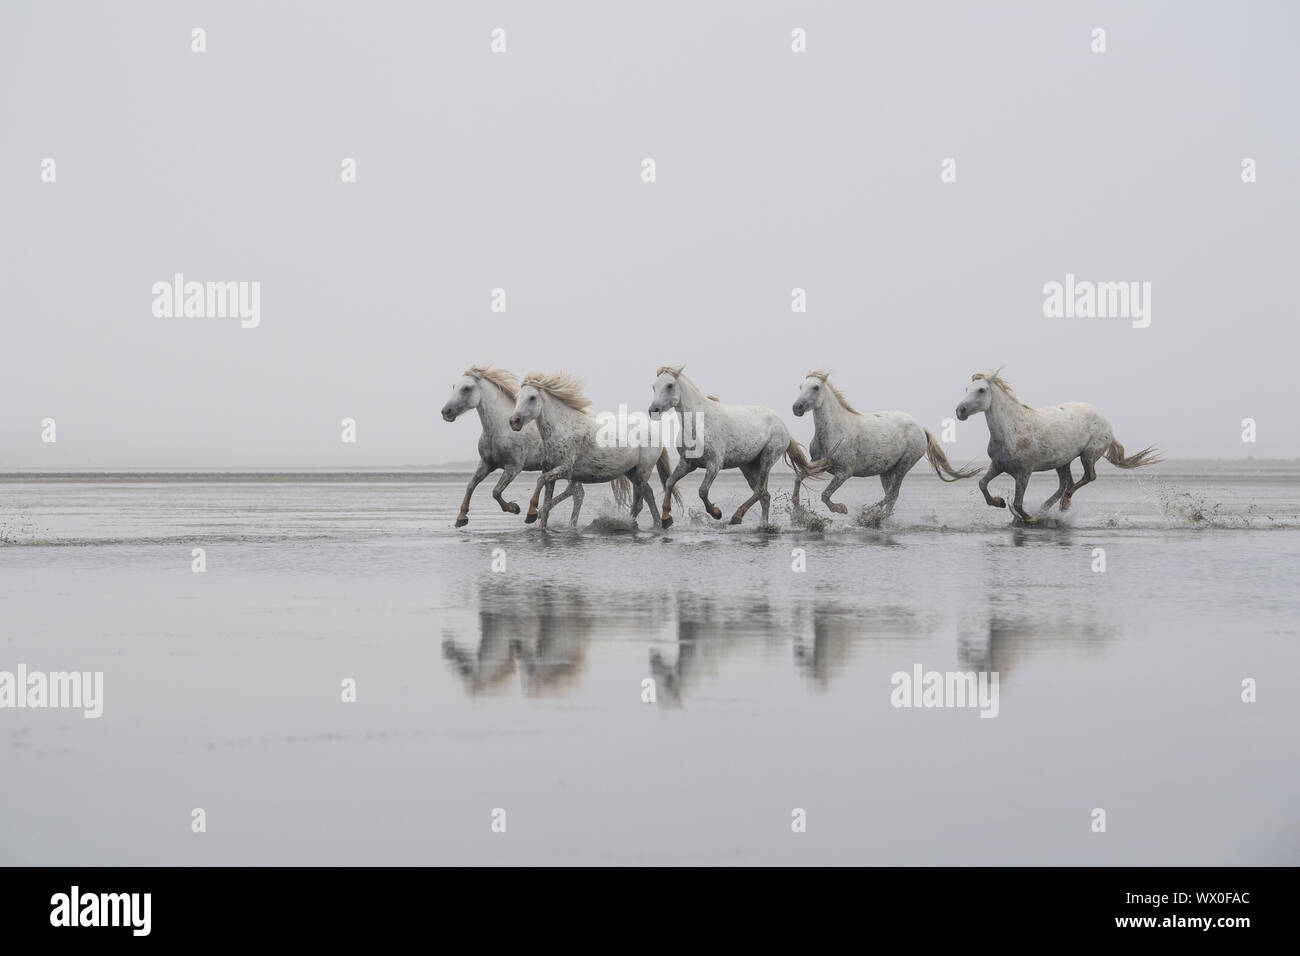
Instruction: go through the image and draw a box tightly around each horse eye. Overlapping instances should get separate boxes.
[812,384,820,391]
[461,385,471,393]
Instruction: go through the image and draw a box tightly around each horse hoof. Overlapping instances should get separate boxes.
[661,515,673,529]
[524,513,538,524]
[708,506,722,520]
[1060,498,1072,511]
[454,517,468,528]
[505,502,521,514]
[991,497,1006,509]
[729,515,743,525]
[831,504,848,515]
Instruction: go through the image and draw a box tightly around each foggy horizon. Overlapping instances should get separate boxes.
[0,451,1294,474]
[4,1,1297,469]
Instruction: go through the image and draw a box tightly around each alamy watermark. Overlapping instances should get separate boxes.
[1043,273,1150,329]
[50,886,150,936]
[152,273,260,328]
[595,404,705,458]
[890,664,999,718]
[0,665,103,718]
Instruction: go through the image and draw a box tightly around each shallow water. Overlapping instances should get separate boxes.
[2,463,1298,865]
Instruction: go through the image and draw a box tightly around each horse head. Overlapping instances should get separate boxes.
[649,365,685,420]
[793,374,827,417]
[508,384,543,431]
[956,375,994,421]
[441,373,483,422]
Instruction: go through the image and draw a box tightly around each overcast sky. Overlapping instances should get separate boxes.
[2,0,1297,469]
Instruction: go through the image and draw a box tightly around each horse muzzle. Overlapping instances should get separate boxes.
[441,407,457,422]
[648,405,662,421]
[792,402,806,417]
[955,406,968,422]
[508,416,523,432]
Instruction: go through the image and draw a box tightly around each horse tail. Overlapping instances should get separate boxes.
[1104,439,1162,469]
[785,439,840,482]
[657,449,684,506]
[923,428,981,481]
[611,476,633,508]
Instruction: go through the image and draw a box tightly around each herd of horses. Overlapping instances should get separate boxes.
[440,365,1161,529]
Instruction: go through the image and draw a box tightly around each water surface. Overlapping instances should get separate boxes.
[1,463,1297,865]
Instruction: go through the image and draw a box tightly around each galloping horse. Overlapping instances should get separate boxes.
[792,371,978,517]
[508,373,677,530]
[954,370,1161,522]
[649,365,836,527]
[440,366,583,527]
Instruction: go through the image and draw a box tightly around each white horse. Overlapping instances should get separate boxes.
[649,365,836,527]
[440,366,583,527]
[791,371,978,517]
[954,370,1161,522]
[508,373,677,530]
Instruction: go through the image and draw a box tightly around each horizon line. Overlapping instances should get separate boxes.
[1,456,1297,477]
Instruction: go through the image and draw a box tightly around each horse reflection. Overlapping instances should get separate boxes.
[442,582,593,696]
[649,592,790,707]
[793,602,929,688]
[957,590,1117,679]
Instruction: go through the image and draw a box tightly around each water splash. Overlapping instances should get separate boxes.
[0,509,44,544]
[1141,478,1270,529]
[855,503,891,529]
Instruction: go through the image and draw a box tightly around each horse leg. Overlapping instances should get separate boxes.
[491,463,523,515]
[629,468,655,526]
[568,482,584,526]
[820,472,851,514]
[880,468,906,515]
[729,462,763,525]
[1061,455,1098,510]
[699,463,724,520]
[525,468,566,528]
[538,479,558,529]
[525,474,547,523]
[629,478,644,522]
[859,469,900,525]
[792,454,809,512]
[757,459,774,524]
[1040,465,1073,512]
[545,482,577,525]
[865,472,890,514]
[661,457,694,528]
[979,463,1006,508]
[456,460,492,527]
[637,478,661,529]
[1010,472,1034,522]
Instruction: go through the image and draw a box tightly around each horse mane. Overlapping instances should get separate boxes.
[805,370,861,416]
[656,364,720,402]
[972,369,1032,409]
[463,365,518,400]
[521,372,592,413]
